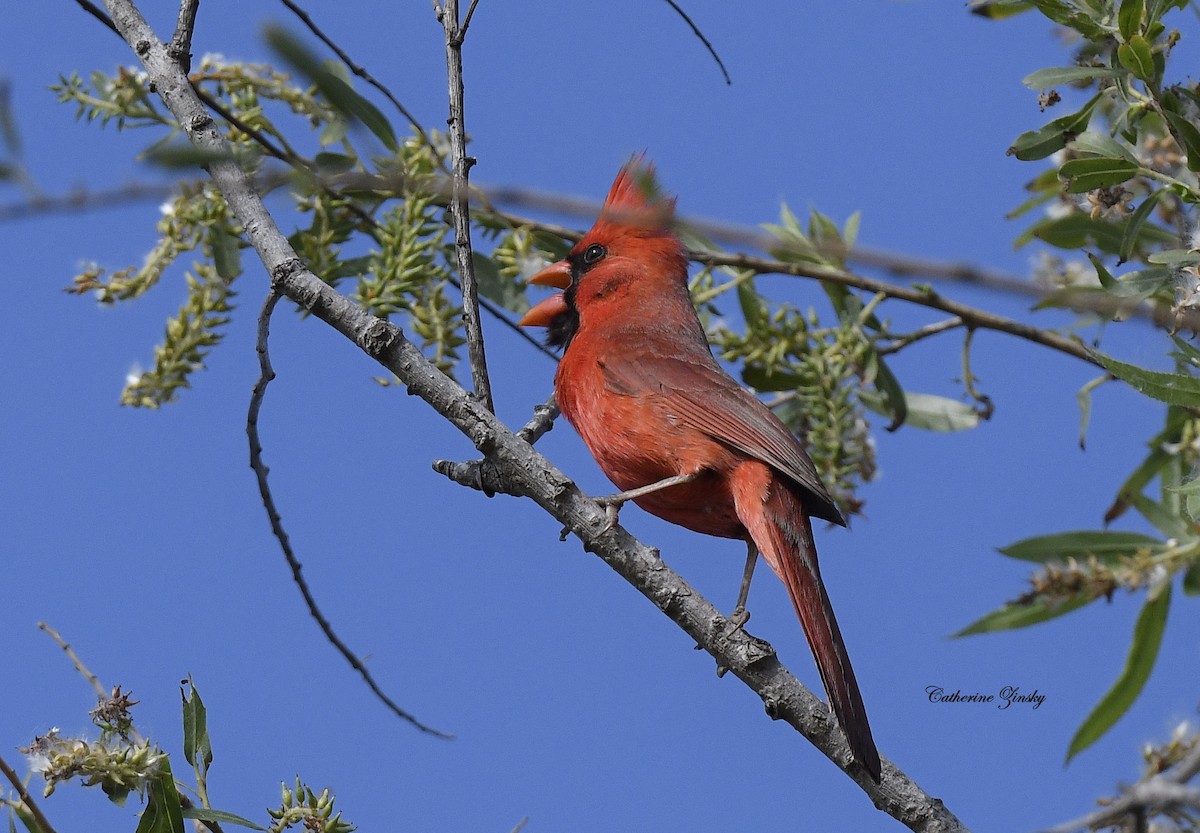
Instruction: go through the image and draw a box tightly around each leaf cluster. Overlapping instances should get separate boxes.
[969,0,1200,760]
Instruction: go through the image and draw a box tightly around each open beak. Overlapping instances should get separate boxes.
[518,259,573,327]
[519,293,569,327]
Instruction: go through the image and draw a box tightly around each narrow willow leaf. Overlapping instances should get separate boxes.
[1070,131,1140,164]
[1124,491,1191,539]
[1087,252,1116,289]
[954,593,1094,636]
[1184,562,1200,595]
[1028,0,1109,39]
[181,678,213,773]
[1023,66,1124,88]
[871,351,908,431]
[969,0,1035,19]
[1009,93,1102,160]
[144,143,240,169]
[1117,34,1155,81]
[1059,157,1140,192]
[1076,373,1109,448]
[1092,350,1200,407]
[742,364,804,392]
[736,278,765,331]
[1170,333,1200,369]
[999,529,1164,563]
[859,390,978,431]
[181,808,268,831]
[1119,188,1165,263]
[1118,0,1145,38]
[1066,582,1172,762]
[265,26,399,152]
[135,760,186,833]
[208,225,241,281]
[1162,110,1200,172]
[1148,248,1200,266]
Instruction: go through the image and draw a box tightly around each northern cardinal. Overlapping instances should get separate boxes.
[519,159,880,782]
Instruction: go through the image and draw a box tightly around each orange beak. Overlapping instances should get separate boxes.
[518,259,573,327]
[519,293,569,327]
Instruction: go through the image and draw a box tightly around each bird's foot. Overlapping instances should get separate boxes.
[728,606,750,634]
[592,495,626,534]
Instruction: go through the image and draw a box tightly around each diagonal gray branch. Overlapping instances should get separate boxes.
[94,1,966,828]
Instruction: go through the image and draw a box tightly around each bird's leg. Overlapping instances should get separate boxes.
[594,472,700,533]
[729,542,758,632]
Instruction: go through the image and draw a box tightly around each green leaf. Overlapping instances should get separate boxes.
[472,252,528,314]
[265,25,399,152]
[1070,131,1139,164]
[1076,373,1108,447]
[954,592,1094,636]
[742,364,804,392]
[1184,561,1200,595]
[181,678,213,774]
[1118,0,1145,39]
[1023,66,1124,88]
[1148,248,1200,266]
[1059,157,1140,192]
[1119,188,1165,263]
[869,350,908,431]
[181,808,268,831]
[1009,93,1102,160]
[736,277,765,331]
[1117,35,1155,81]
[313,152,357,173]
[1092,350,1200,407]
[1124,490,1190,539]
[969,0,1034,19]
[859,390,979,431]
[135,759,186,833]
[208,225,241,281]
[1028,0,1110,39]
[1087,252,1116,289]
[1066,581,1172,762]
[999,530,1165,563]
[1106,406,1188,523]
[1161,110,1200,172]
[143,142,240,169]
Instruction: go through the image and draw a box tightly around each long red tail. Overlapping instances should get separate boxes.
[733,464,881,782]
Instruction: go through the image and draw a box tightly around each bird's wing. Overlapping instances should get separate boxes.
[598,349,845,526]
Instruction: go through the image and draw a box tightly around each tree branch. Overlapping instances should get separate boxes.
[436,0,493,411]
[93,2,967,827]
[246,291,452,738]
[0,753,61,833]
[1038,740,1200,833]
[167,0,198,73]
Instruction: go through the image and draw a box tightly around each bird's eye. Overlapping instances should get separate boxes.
[582,243,607,265]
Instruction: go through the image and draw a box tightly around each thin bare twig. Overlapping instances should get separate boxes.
[661,0,730,84]
[877,316,965,355]
[247,290,452,738]
[275,0,440,161]
[38,621,108,698]
[437,0,493,411]
[94,6,965,824]
[167,0,199,73]
[0,753,61,833]
[693,248,1097,365]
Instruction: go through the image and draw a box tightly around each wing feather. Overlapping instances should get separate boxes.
[597,346,845,525]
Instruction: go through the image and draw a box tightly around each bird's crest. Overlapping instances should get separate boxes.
[596,155,677,235]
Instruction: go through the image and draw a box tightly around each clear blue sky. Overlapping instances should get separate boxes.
[2,2,1196,831]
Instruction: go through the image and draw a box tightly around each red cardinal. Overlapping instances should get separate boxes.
[518,159,880,782]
